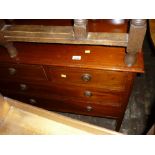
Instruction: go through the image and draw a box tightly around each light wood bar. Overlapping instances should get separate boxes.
[0,95,121,135]
[2,25,128,46]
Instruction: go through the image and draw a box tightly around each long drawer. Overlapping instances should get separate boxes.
[0,80,122,107]
[0,91,121,118]
[45,66,127,91]
[0,63,47,81]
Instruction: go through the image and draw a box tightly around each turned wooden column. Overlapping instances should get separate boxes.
[73,19,88,39]
[125,19,146,67]
[0,20,17,58]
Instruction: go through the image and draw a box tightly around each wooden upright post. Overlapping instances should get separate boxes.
[0,20,17,58]
[73,19,88,39]
[125,19,146,67]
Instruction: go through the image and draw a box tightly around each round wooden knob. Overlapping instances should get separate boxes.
[8,67,16,75]
[29,98,37,104]
[84,91,92,97]
[20,84,27,91]
[81,74,92,82]
[86,106,92,111]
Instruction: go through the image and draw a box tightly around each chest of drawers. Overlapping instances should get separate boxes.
[0,19,145,131]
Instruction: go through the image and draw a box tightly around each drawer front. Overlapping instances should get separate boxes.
[46,66,126,91]
[1,91,121,118]
[0,80,122,107]
[0,63,47,81]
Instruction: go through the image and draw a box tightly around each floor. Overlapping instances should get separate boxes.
[60,34,155,135]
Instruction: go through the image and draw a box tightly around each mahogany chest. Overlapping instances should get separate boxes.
[0,20,145,131]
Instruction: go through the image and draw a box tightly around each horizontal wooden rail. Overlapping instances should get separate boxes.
[0,95,121,135]
[1,25,128,47]
[0,19,146,67]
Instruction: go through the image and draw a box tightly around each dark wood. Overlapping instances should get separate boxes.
[0,43,144,73]
[149,19,155,49]
[115,73,136,130]
[0,90,121,119]
[0,19,145,131]
[45,66,127,91]
[0,19,146,66]
[0,20,5,29]
[0,63,47,81]
[0,80,123,107]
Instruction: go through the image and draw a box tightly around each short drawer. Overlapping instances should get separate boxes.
[1,91,121,118]
[0,63,47,81]
[45,66,126,91]
[0,80,123,107]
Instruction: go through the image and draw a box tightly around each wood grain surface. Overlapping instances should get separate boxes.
[0,95,121,134]
[0,19,145,131]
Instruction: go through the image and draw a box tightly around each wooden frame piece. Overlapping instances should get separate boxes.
[0,19,146,66]
[2,24,128,46]
[125,19,147,67]
[0,95,121,135]
[73,19,88,39]
[0,20,17,58]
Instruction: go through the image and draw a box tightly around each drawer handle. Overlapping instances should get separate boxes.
[86,106,93,111]
[8,68,16,75]
[81,74,92,82]
[20,84,27,91]
[84,91,92,97]
[29,98,37,104]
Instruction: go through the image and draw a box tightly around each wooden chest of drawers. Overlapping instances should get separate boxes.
[0,19,145,131]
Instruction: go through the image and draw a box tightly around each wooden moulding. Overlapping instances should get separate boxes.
[2,24,128,47]
[0,95,121,135]
[125,19,147,67]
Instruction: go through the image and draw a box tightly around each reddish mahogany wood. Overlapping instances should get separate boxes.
[0,19,144,131]
[0,90,121,118]
[0,63,47,81]
[45,66,127,91]
[115,73,136,130]
[0,43,144,73]
[0,80,123,107]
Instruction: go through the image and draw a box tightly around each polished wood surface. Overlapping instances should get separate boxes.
[46,66,127,90]
[0,63,47,81]
[0,19,146,66]
[0,80,122,106]
[0,19,145,131]
[0,91,122,118]
[0,43,144,73]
